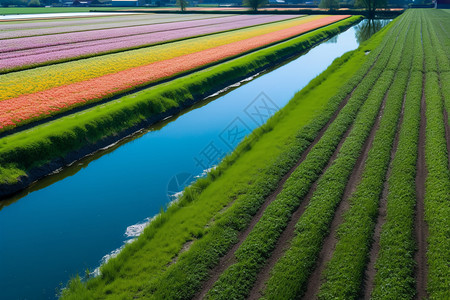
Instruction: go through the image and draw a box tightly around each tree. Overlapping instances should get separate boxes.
[28,0,40,6]
[355,0,387,18]
[319,0,339,10]
[243,0,267,11]
[176,0,188,11]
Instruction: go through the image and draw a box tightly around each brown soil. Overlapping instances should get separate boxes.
[169,240,195,266]
[414,72,429,300]
[194,80,352,300]
[443,109,450,171]
[362,87,407,299]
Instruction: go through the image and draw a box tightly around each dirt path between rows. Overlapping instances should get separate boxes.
[362,85,407,299]
[247,119,353,300]
[194,81,352,300]
[414,72,429,300]
[443,109,450,171]
[301,89,389,300]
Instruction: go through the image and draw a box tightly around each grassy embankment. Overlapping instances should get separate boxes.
[0,16,361,187]
[60,16,393,300]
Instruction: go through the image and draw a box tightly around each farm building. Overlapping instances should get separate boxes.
[111,0,141,5]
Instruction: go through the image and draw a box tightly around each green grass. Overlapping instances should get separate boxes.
[0,7,123,15]
[59,17,383,300]
[0,16,361,186]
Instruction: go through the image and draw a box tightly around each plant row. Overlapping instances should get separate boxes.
[422,9,450,299]
[0,16,361,188]
[205,15,405,300]
[317,11,417,299]
[60,17,379,300]
[0,13,225,39]
[370,10,425,299]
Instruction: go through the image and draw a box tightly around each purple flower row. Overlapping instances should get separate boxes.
[0,15,286,52]
[0,14,231,39]
[0,15,296,70]
[0,13,165,31]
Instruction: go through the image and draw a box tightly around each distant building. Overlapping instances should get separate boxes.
[111,0,139,5]
[73,0,91,5]
[435,0,450,8]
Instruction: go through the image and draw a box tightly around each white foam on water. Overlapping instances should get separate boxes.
[124,217,152,238]
[90,166,214,277]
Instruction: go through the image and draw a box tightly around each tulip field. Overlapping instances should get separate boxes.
[0,14,349,132]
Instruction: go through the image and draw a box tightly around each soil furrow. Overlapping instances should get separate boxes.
[301,88,389,300]
[247,120,352,300]
[362,85,407,299]
[414,71,429,300]
[442,108,450,171]
[194,87,351,300]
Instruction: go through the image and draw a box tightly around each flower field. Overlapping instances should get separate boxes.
[0,14,348,131]
[0,15,297,70]
[0,13,229,38]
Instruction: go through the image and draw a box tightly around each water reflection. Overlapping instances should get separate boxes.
[355,19,391,44]
[325,35,338,44]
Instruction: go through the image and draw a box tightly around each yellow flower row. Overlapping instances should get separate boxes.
[0,15,326,101]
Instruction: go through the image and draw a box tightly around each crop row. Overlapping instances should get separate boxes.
[261,17,407,300]
[422,9,450,299]
[0,15,349,132]
[0,13,229,39]
[0,15,296,71]
[0,15,264,51]
[317,11,416,299]
[370,10,424,299]
[59,17,380,300]
[205,16,405,300]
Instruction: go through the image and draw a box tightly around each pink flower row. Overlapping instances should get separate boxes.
[0,14,232,39]
[0,15,296,70]
[0,15,292,52]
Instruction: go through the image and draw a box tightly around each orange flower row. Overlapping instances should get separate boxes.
[0,15,349,131]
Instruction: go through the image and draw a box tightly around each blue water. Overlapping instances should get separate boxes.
[0,21,386,300]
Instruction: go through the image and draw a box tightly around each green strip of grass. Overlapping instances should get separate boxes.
[261,16,407,300]
[0,16,361,187]
[317,10,416,299]
[59,17,387,300]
